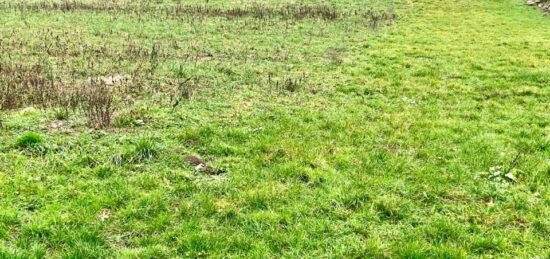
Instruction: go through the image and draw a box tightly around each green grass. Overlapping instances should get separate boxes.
[0,0,549,257]
[14,132,44,149]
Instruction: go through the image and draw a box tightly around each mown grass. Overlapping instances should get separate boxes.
[0,0,549,257]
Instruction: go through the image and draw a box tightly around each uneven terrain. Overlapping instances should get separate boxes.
[0,0,549,257]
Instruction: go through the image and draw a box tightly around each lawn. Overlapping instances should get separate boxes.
[0,0,549,257]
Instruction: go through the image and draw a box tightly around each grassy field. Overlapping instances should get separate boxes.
[0,0,549,257]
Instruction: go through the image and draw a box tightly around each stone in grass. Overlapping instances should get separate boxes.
[185,155,226,175]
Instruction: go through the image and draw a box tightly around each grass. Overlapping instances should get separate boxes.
[0,0,549,257]
[14,132,44,149]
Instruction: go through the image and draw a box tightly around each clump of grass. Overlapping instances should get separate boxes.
[52,108,70,120]
[15,132,45,152]
[94,166,114,179]
[374,196,408,221]
[133,138,159,162]
[76,155,99,168]
[115,138,160,164]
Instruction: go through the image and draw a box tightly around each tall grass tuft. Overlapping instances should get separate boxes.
[15,132,46,153]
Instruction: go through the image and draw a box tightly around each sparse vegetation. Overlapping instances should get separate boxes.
[81,81,115,129]
[0,0,549,257]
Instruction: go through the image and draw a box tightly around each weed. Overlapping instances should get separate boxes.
[270,73,308,93]
[5,2,384,22]
[0,63,56,110]
[365,10,397,30]
[169,77,196,108]
[81,81,115,129]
